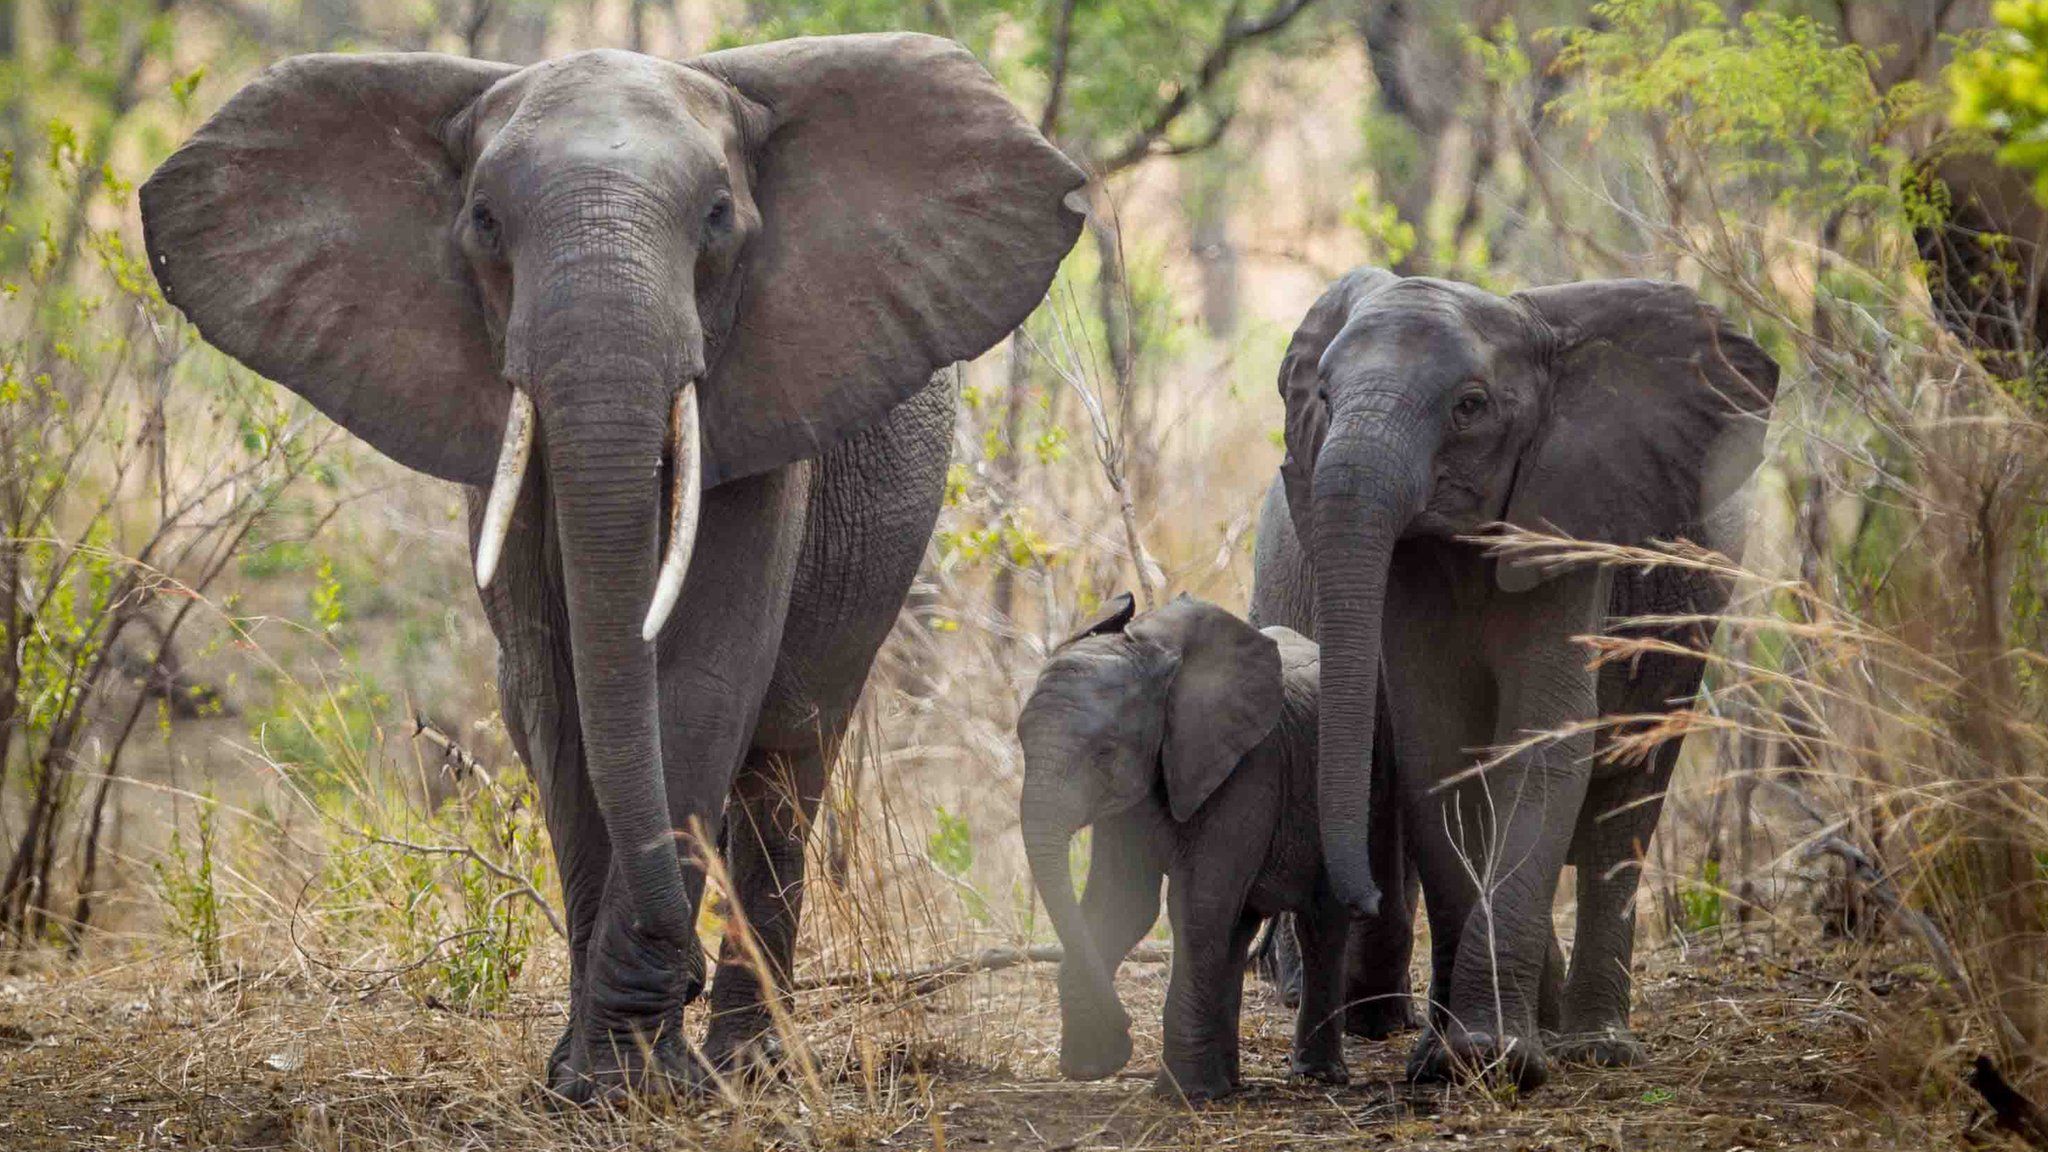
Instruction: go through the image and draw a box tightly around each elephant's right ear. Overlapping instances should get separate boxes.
[1278,267,1400,547]
[694,34,1087,485]
[1129,598,1284,823]
[141,54,518,486]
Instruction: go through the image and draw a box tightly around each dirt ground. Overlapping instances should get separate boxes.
[0,930,1987,1151]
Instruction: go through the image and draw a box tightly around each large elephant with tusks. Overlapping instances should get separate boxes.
[141,35,1084,1101]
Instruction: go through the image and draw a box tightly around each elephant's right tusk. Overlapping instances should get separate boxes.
[641,382,701,643]
[474,388,535,590]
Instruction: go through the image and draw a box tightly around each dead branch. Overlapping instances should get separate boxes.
[795,941,1170,996]
[411,714,491,789]
[1802,833,1966,989]
[363,835,566,941]
[1969,1055,2048,1150]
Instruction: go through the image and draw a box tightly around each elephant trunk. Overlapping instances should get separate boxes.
[1311,400,1433,919]
[1020,780,1130,1079]
[538,358,693,942]
[512,183,708,947]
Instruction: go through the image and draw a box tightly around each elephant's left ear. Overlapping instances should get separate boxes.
[1501,280,1779,591]
[693,33,1087,485]
[1129,597,1284,823]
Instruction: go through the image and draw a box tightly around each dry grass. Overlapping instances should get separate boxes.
[0,924,1979,1150]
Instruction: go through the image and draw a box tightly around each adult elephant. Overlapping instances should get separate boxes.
[1251,268,1777,1089]
[141,37,1084,1100]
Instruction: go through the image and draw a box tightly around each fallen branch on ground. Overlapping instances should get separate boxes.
[1802,833,1966,990]
[797,941,1170,996]
[1969,1055,2048,1150]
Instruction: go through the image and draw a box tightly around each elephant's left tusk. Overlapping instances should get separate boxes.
[475,387,535,591]
[642,382,702,643]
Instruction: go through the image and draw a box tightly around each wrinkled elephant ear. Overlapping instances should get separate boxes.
[1277,266,1401,547]
[694,33,1088,486]
[140,54,519,486]
[1059,592,1136,648]
[1129,596,1284,823]
[1500,280,1780,591]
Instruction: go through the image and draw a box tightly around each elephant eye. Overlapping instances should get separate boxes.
[469,201,501,250]
[1451,388,1489,430]
[705,192,733,232]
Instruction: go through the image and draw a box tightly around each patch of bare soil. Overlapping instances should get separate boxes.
[0,937,1967,1150]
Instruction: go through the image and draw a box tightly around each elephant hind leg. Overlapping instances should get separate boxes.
[1290,892,1351,1084]
[1554,737,1679,1067]
[1255,914,1304,1008]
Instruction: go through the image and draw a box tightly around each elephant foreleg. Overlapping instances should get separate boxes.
[514,689,607,1097]
[1344,709,1420,1040]
[470,477,612,1100]
[1344,862,1421,1039]
[573,464,804,1096]
[1060,805,1167,1078]
[701,736,830,1072]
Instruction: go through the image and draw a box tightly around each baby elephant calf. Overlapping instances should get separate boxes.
[1017,592,1348,1101]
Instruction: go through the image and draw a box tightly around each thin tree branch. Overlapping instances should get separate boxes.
[1096,0,1321,174]
[363,836,567,940]
[1039,0,1079,139]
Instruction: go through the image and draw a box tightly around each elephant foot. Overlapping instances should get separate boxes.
[1153,1063,1238,1105]
[1344,996,1421,1041]
[586,1012,714,1100]
[1406,1028,1550,1092]
[1288,1051,1349,1086]
[551,914,704,1107]
[701,1008,787,1086]
[1550,1026,1647,1068]
[539,1024,596,1110]
[1059,1026,1134,1081]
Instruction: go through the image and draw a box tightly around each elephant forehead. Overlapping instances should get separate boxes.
[1336,278,1537,361]
[468,52,728,172]
[1020,645,1164,739]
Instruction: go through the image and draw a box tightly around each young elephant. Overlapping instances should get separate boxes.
[1017,593,1349,1102]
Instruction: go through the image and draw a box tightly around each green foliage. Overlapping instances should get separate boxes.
[1951,0,2048,204]
[732,0,1311,153]
[255,668,388,794]
[317,768,551,1010]
[1347,192,1418,269]
[1678,854,1725,936]
[1551,0,1931,216]
[153,791,225,980]
[927,805,990,924]
[309,555,347,632]
[928,805,975,878]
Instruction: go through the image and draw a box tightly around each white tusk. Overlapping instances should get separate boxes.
[641,382,702,643]
[475,388,535,590]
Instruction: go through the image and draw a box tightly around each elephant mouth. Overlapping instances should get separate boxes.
[470,377,705,643]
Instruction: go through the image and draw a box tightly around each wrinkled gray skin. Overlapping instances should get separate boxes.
[140,36,1084,1101]
[1017,595,1348,1102]
[1252,269,1778,1090]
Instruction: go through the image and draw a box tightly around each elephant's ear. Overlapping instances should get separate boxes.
[1059,591,1136,649]
[1500,280,1779,591]
[1129,596,1284,823]
[694,33,1087,485]
[141,54,518,486]
[1278,267,1401,546]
